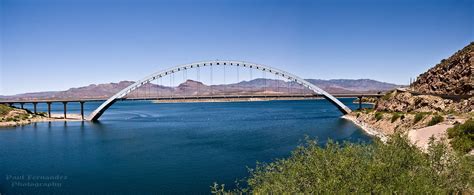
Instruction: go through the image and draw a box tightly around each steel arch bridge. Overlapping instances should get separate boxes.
[87,60,352,121]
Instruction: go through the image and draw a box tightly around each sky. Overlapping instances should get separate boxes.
[1,0,472,95]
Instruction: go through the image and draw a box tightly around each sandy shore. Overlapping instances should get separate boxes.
[407,124,452,151]
[342,115,388,142]
[343,114,457,150]
[0,113,83,127]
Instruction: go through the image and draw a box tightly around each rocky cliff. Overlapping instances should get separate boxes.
[375,90,473,113]
[411,42,473,95]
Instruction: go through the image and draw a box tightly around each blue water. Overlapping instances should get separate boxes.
[0,99,372,194]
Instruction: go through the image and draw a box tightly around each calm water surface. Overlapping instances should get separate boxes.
[0,99,372,194]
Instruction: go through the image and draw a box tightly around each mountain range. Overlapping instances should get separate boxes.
[0,79,401,100]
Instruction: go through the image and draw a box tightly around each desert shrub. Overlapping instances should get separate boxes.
[428,115,443,126]
[0,104,13,116]
[374,112,383,121]
[37,112,47,117]
[363,108,374,114]
[447,119,474,154]
[414,112,427,124]
[391,113,402,123]
[356,113,360,118]
[381,91,394,100]
[212,134,473,194]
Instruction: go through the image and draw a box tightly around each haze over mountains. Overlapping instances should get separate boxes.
[1,79,401,100]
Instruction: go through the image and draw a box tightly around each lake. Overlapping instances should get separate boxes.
[0,99,372,194]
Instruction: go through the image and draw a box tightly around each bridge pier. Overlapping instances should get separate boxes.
[47,102,52,118]
[358,96,363,110]
[80,101,85,120]
[33,102,38,114]
[63,102,67,119]
[20,103,24,109]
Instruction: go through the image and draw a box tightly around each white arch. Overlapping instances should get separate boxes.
[87,60,352,121]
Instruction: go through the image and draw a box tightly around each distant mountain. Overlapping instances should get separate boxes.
[306,79,400,93]
[0,79,401,100]
[411,42,473,95]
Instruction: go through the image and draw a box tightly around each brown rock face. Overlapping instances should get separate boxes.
[376,91,473,113]
[411,42,473,95]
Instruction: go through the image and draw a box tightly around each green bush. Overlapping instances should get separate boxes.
[447,119,474,154]
[37,112,47,117]
[391,113,402,123]
[374,112,383,121]
[381,91,394,100]
[0,104,13,116]
[363,108,374,114]
[428,115,443,126]
[414,113,427,124]
[212,134,473,194]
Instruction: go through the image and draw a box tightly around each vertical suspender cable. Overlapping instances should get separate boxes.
[169,72,172,98]
[236,64,239,96]
[197,66,200,96]
[210,64,213,96]
[223,64,226,94]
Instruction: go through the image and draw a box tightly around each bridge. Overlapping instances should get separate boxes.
[0,94,383,120]
[0,60,385,121]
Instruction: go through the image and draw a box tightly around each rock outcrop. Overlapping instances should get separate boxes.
[411,42,473,95]
[375,91,473,113]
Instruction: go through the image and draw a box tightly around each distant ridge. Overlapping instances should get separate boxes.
[1,79,401,100]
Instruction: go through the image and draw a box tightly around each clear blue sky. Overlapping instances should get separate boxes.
[1,0,472,95]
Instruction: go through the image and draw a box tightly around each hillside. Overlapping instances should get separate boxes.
[0,79,400,100]
[411,42,473,95]
[347,42,474,155]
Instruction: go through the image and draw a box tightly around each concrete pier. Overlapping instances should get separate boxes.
[47,102,52,118]
[80,102,85,120]
[33,102,38,114]
[63,102,67,119]
[358,96,362,110]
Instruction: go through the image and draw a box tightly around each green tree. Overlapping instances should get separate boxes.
[212,134,473,194]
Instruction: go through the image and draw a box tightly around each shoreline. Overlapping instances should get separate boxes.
[0,113,83,128]
[342,115,388,142]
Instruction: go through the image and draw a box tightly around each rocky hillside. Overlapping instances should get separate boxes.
[375,90,473,113]
[411,42,473,95]
[1,79,399,100]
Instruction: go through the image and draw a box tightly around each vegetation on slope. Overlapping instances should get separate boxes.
[0,104,37,123]
[0,104,13,116]
[212,134,473,194]
[428,115,444,126]
[448,119,474,154]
